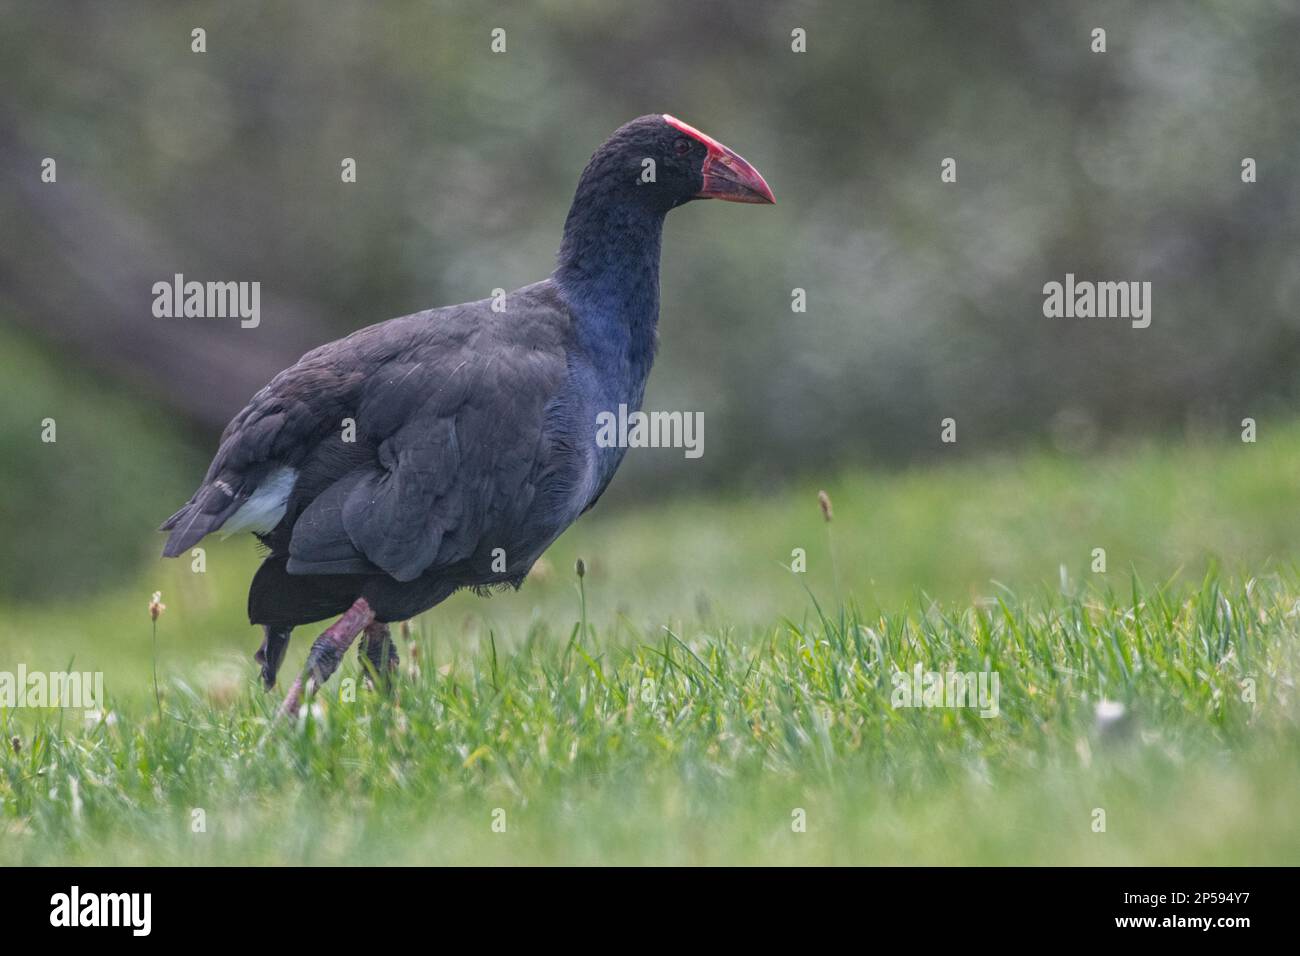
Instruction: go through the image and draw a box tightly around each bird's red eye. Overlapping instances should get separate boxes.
[673,138,691,156]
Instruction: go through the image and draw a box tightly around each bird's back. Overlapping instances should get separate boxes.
[163,279,594,624]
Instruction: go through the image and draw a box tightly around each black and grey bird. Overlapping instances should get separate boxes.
[160,114,774,715]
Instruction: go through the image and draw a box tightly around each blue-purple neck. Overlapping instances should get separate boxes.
[554,196,665,396]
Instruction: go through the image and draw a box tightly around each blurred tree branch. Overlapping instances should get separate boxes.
[0,115,323,432]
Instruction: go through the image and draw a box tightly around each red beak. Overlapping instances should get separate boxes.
[663,114,776,205]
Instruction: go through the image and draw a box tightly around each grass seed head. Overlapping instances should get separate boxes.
[575,557,586,578]
[818,490,833,523]
[9,736,20,755]
[148,591,166,621]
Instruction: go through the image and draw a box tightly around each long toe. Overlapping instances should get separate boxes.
[277,677,307,719]
[359,621,400,690]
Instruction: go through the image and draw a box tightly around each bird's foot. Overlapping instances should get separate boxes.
[358,620,400,691]
[254,625,293,690]
[277,598,375,719]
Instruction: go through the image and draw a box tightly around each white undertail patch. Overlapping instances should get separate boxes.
[222,466,299,536]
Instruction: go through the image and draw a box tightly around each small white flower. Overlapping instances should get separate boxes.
[1094,700,1130,737]
[1096,700,1125,722]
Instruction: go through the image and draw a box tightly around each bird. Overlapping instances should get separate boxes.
[160,114,774,716]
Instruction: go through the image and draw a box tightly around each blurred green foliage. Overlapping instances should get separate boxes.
[3,0,1300,597]
[0,325,202,600]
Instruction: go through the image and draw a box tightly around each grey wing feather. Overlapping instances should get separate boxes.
[162,280,573,580]
[287,329,568,582]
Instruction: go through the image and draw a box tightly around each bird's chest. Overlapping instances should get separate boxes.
[533,358,644,519]
[580,365,650,496]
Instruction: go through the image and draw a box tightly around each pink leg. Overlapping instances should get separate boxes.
[277,598,374,718]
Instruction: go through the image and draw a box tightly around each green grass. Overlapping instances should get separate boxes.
[2,573,1297,864]
[3,424,1300,864]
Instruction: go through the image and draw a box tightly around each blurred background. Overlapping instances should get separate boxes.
[2,0,1300,610]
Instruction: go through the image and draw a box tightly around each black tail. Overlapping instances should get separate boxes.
[160,501,226,557]
[159,478,246,557]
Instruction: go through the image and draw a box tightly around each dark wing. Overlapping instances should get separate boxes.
[287,313,569,581]
[163,281,574,585]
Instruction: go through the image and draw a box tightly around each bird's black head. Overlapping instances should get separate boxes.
[573,114,775,214]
